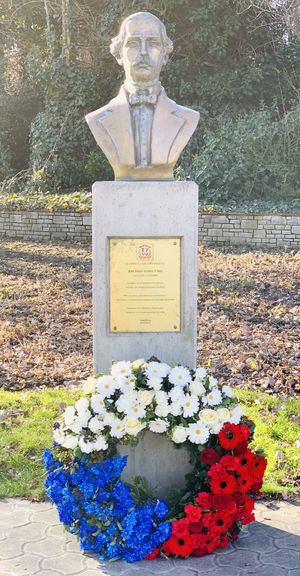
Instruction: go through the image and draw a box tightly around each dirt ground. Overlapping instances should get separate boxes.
[0,240,299,395]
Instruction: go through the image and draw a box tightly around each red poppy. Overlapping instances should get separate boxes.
[184,504,202,523]
[210,511,233,533]
[252,454,267,479]
[237,470,253,494]
[164,532,195,557]
[195,492,212,509]
[220,454,240,471]
[209,467,237,496]
[218,423,243,450]
[237,448,255,472]
[146,548,159,560]
[200,448,220,466]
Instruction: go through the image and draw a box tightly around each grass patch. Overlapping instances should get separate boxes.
[0,388,299,500]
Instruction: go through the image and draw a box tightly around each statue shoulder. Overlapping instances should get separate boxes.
[176,103,200,127]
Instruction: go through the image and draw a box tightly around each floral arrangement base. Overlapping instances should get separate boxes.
[44,359,267,563]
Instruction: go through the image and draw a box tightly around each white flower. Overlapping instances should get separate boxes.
[63,406,76,427]
[115,375,136,393]
[68,417,84,434]
[132,358,145,370]
[103,412,116,426]
[210,421,223,434]
[123,417,146,436]
[96,375,117,398]
[146,376,163,391]
[169,366,191,387]
[53,428,65,445]
[222,385,235,398]
[203,388,223,406]
[75,397,90,414]
[155,391,169,405]
[208,376,218,389]
[188,422,210,444]
[116,391,137,415]
[90,394,106,416]
[149,419,169,433]
[169,401,182,416]
[94,435,108,451]
[110,418,126,439]
[216,407,231,424]
[195,367,207,380]
[79,436,94,454]
[198,408,219,428]
[61,435,78,449]
[111,361,132,378]
[155,403,170,417]
[189,380,206,397]
[137,390,154,406]
[127,403,146,419]
[88,416,104,433]
[169,386,185,403]
[182,394,199,418]
[82,377,97,395]
[146,361,170,379]
[172,426,188,444]
[229,405,243,424]
[155,391,170,417]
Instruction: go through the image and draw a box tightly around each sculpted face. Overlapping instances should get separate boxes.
[120,16,166,84]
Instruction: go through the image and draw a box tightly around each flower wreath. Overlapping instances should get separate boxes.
[44,359,267,563]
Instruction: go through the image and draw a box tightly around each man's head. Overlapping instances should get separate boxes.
[110,12,173,84]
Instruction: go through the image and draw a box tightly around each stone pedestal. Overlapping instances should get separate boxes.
[118,431,194,499]
[92,180,198,374]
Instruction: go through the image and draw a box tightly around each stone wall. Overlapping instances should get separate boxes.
[0,210,299,248]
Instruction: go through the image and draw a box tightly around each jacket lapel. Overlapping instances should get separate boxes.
[98,86,135,165]
[152,90,186,164]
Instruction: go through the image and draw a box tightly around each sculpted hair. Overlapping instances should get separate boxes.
[110,11,173,62]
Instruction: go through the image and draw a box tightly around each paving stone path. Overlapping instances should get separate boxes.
[0,498,299,576]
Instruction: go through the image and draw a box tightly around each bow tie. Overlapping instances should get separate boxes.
[128,93,158,106]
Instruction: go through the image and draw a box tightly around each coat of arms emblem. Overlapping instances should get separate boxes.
[137,244,153,260]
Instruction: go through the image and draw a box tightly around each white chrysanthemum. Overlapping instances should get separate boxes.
[111,360,133,378]
[53,428,65,445]
[82,377,97,395]
[188,422,210,444]
[114,375,136,393]
[172,426,188,444]
[132,358,145,370]
[123,417,146,436]
[222,385,235,398]
[155,403,170,417]
[189,380,206,397]
[103,412,116,426]
[182,394,199,418]
[149,419,169,434]
[155,391,169,405]
[198,408,219,428]
[110,418,126,439]
[79,436,94,454]
[94,435,109,451]
[169,401,182,416]
[137,390,154,406]
[229,405,243,424]
[75,397,90,414]
[88,416,104,433]
[61,435,78,449]
[208,376,218,389]
[90,394,106,416]
[168,386,185,403]
[96,375,117,398]
[127,403,146,419]
[63,406,76,427]
[115,391,137,415]
[145,361,170,380]
[203,388,223,406]
[146,375,163,391]
[216,407,231,424]
[169,366,191,387]
[195,367,207,380]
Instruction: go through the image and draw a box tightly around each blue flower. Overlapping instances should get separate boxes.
[154,499,169,519]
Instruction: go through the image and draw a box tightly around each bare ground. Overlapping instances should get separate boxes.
[0,240,299,395]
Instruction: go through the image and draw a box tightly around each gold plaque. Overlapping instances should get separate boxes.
[109,237,181,332]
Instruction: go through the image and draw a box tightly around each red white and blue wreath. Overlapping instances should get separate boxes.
[44,359,267,563]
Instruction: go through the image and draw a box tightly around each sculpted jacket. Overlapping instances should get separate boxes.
[85,85,199,180]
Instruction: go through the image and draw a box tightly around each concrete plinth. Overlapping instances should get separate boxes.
[92,181,198,374]
[118,431,193,499]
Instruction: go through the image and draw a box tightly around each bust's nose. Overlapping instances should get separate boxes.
[140,40,147,55]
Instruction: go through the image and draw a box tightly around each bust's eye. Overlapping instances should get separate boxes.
[126,40,139,48]
[149,39,161,47]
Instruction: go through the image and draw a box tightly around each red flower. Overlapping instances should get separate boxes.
[146,548,159,560]
[200,448,220,466]
[218,423,243,450]
[239,423,250,442]
[164,532,195,557]
[172,518,190,536]
[220,454,240,471]
[195,492,212,509]
[184,504,202,523]
[252,454,267,479]
[210,511,233,533]
[237,470,253,494]
[217,534,230,549]
[209,466,237,496]
[232,493,255,524]
[237,448,255,472]
[211,494,237,516]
